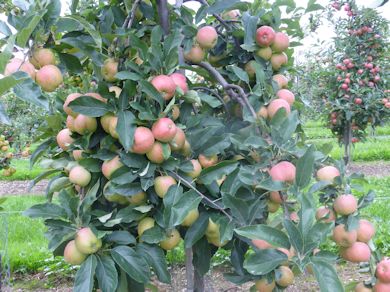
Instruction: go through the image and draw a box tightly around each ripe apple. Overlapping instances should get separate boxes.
[267,99,291,118]
[267,200,280,213]
[131,126,155,154]
[154,175,177,198]
[354,282,372,292]
[101,58,118,82]
[269,161,296,183]
[185,159,202,179]
[356,219,375,243]
[72,150,84,161]
[146,141,170,164]
[333,194,358,216]
[255,26,276,47]
[169,128,186,151]
[316,166,340,182]
[75,227,102,254]
[102,155,123,179]
[276,89,295,105]
[270,52,288,71]
[376,259,390,283]
[256,47,273,60]
[29,48,56,68]
[271,32,290,52]
[222,10,240,20]
[66,115,76,132]
[63,93,82,117]
[170,73,188,94]
[63,240,86,265]
[73,114,97,135]
[69,165,91,187]
[257,106,268,119]
[151,75,176,100]
[255,278,275,292]
[100,113,115,133]
[56,128,74,150]
[333,224,357,247]
[340,242,371,263]
[196,26,218,49]
[160,229,182,250]
[374,281,390,292]
[137,217,155,236]
[269,191,283,203]
[272,74,288,89]
[4,58,36,79]
[152,118,177,142]
[315,206,336,223]
[198,154,218,168]
[35,65,63,92]
[184,45,205,63]
[171,105,180,121]
[276,266,294,287]
[181,209,199,227]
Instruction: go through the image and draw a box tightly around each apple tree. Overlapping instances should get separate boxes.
[0,0,386,291]
[323,0,389,164]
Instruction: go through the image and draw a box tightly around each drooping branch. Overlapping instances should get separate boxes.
[157,0,170,35]
[125,0,142,29]
[168,171,233,221]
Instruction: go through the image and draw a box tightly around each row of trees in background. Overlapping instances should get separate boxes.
[0,0,389,291]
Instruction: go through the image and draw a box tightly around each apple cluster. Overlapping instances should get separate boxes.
[184,25,218,63]
[0,134,15,177]
[4,48,63,92]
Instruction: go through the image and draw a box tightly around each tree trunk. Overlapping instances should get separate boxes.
[185,248,194,291]
[343,122,352,167]
[156,0,170,35]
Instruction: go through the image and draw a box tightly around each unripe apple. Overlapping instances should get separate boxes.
[340,242,371,263]
[255,26,276,47]
[154,175,177,198]
[108,116,119,139]
[272,74,288,89]
[269,161,296,183]
[152,118,177,142]
[333,224,357,247]
[222,10,240,20]
[184,45,205,64]
[245,60,257,79]
[29,48,56,68]
[73,114,97,135]
[4,58,36,79]
[252,239,273,249]
[354,282,372,292]
[69,165,91,187]
[268,200,280,213]
[137,217,155,236]
[256,47,273,60]
[63,93,82,117]
[181,209,199,227]
[196,26,218,49]
[56,128,74,150]
[102,155,123,179]
[170,73,188,94]
[198,154,218,168]
[185,159,202,179]
[267,99,291,118]
[276,266,294,287]
[257,106,268,119]
[36,65,63,92]
[103,182,129,205]
[72,150,84,161]
[276,89,295,105]
[171,105,180,121]
[181,140,192,157]
[146,141,170,164]
[269,191,283,203]
[271,32,289,52]
[128,191,147,205]
[315,206,336,223]
[356,219,375,243]
[75,227,102,254]
[169,128,186,151]
[63,240,86,265]
[100,113,115,133]
[66,115,76,132]
[131,126,155,154]
[101,58,118,82]
[333,194,358,216]
[205,218,220,238]
[151,75,176,100]
[316,166,340,182]
[160,229,181,250]
[270,52,288,71]
[255,278,275,292]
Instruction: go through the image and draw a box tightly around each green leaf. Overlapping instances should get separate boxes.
[244,249,288,275]
[74,255,97,292]
[311,258,344,292]
[235,225,290,249]
[30,138,53,169]
[111,246,150,283]
[295,145,315,188]
[13,76,48,110]
[137,243,171,284]
[184,212,209,248]
[116,111,136,151]
[207,0,240,14]
[139,80,164,108]
[96,255,118,292]
[0,102,11,125]
[58,53,83,73]
[106,231,136,245]
[230,65,249,84]
[198,92,222,108]
[0,21,12,36]
[23,203,67,219]
[242,12,258,49]
[16,14,42,47]
[284,219,303,254]
[115,71,142,81]
[0,73,29,96]
[69,95,110,117]
[199,161,238,185]
[65,15,102,49]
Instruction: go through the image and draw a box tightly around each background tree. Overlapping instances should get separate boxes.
[0,0,386,291]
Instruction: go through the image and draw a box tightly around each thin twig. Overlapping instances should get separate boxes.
[168,171,233,221]
[192,86,229,114]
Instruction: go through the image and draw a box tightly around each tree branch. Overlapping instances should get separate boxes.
[192,86,229,114]
[126,0,142,30]
[168,171,233,221]
[157,0,170,35]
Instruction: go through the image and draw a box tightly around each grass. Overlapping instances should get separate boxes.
[1,158,44,181]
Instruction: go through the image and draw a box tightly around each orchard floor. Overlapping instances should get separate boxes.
[9,263,363,292]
